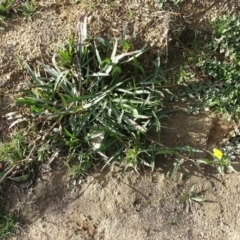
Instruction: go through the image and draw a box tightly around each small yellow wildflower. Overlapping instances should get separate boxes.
[213,148,223,160]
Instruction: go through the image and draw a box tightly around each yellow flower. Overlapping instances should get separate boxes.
[213,148,223,160]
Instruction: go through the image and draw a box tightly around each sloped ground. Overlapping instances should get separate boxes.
[8,109,240,240]
[0,0,240,239]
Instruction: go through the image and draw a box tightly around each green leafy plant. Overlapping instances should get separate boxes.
[0,0,38,26]
[57,38,75,68]
[174,15,240,119]
[0,0,15,26]
[0,131,33,184]
[207,148,236,176]
[18,0,39,20]
[0,0,15,16]
[0,208,17,239]
[179,186,205,213]
[8,15,184,175]
[171,147,236,178]
[170,146,204,179]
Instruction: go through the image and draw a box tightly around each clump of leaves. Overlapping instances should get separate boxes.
[18,0,39,20]
[0,132,26,162]
[212,15,240,63]
[179,186,205,213]
[9,15,182,175]
[0,131,33,184]
[173,15,240,119]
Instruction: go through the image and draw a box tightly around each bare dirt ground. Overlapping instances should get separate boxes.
[1,0,240,239]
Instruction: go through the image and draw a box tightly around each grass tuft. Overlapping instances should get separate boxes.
[8,15,178,175]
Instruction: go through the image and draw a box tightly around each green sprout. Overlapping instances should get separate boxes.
[179,186,205,213]
[0,0,15,16]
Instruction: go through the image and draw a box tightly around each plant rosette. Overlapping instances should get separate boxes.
[209,148,236,175]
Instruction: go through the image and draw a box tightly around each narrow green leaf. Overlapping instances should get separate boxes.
[191,197,205,202]
[64,128,76,139]
[25,63,40,84]
[117,111,124,124]
[157,149,175,154]
[171,158,184,179]
[93,41,102,65]
[122,115,146,132]
[152,110,161,133]
[9,174,30,182]
[227,165,236,172]
[54,70,69,91]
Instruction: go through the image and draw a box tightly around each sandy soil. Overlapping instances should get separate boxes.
[7,109,240,240]
[1,0,240,239]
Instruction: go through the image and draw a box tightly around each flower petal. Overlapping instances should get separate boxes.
[213,148,223,159]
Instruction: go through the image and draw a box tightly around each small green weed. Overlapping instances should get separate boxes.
[0,130,34,184]
[167,221,177,226]
[171,147,236,179]
[0,0,15,16]
[179,186,205,213]
[207,148,236,176]
[0,132,27,164]
[0,208,17,239]
[18,0,39,20]
[0,0,39,26]
[0,0,14,26]
[57,38,75,68]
